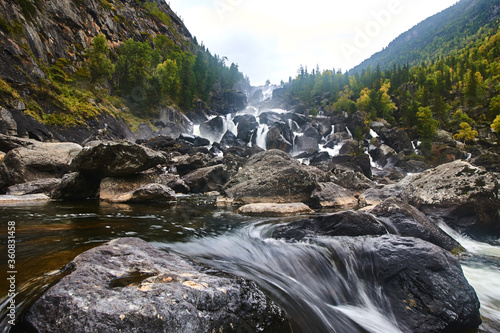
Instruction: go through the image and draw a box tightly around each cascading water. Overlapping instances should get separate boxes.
[438,222,500,332]
[164,222,403,333]
[256,124,269,150]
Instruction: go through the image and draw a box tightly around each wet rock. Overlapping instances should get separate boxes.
[370,197,462,252]
[237,203,314,217]
[0,142,82,191]
[182,165,229,193]
[401,160,500,236]
[170,153,219,176]
[330,154,372,179]
[24,238,289,333]
[71,141,166,178]
[223,150,329,204]
[50,172,100,200]
[266,126,293,153]
[471,151,500,173]
[293,135,319,155]
[100,175,177,203]
[301,124,322,142]
[220,130,245,148]
[103,183,176,204]
[199,116,225,141]
[272,211,386,241]
[310,118,332,137]
[139,135,177,152]
[356,235,481,333]
[234,114,258,143]
[310,182,358,209]
[6,178,61,196]
[369,144,396,167]
[378,128,412,152]
[0,193,50,204]
[332,170,376,192]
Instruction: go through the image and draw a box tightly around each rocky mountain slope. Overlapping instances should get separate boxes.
[0,0,248,143]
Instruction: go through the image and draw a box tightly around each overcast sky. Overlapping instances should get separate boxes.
[167,0,458,86]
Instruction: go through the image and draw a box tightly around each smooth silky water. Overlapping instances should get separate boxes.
[1,199,499,332]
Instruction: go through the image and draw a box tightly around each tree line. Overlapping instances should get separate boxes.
[88,34,246,117]
[284,26,500,153]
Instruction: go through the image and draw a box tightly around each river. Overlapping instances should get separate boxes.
[1,197,499,332]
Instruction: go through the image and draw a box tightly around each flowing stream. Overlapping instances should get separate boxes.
[1,199,499,332]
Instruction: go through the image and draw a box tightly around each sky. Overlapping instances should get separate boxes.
[166,0,459,86]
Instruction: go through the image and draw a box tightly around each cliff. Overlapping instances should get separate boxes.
[0,0,199,142]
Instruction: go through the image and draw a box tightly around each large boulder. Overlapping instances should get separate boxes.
[370,197,462,252]
[182,165,229,193]
[0,142,82,191]
[401,160,500,235]
[100,177,176,203]
[222,150,329,204]
[50,172,101,200]
[356,235,481,333]
[310,182,358,208]
[272,211,387,241]
[71,141,166,178]
[24,238,289,333]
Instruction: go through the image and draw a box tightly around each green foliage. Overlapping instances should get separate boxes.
[14,0,40,20]
[417,106,438,152]
[351,0,499,74]
[453,122,478,143]
[88,34,114,84]
[492,115,500,134]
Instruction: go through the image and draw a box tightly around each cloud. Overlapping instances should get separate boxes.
[167,0,458,86]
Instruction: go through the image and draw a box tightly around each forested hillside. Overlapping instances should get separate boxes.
[351,0,500,73]
[0,0,246,138]
[284,22,500,157]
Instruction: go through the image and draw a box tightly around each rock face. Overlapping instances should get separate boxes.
[71,141,166,178]
[357,235,481,333]
[222,150,329,204]
[0,142,82,191]
[25,238,289,333]
[401,160,500,235]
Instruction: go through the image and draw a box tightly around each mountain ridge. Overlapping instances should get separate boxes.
[351,0,500,73]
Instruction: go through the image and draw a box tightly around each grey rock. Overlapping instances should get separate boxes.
[310,182,358,208]
[182,165,229,194]
[402,160,500,235]
[50,172,100,200]
[272,211,387,241]
[6,178,61,196]
[71,141,166,177]
[24,238,289,333]
[370,197,462,252]
[223,150,329,204]
[356,235,481,333]
[0,142,82,191]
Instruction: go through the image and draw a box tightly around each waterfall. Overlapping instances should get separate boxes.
[256,124,269,150]
[168,223,403,333]
[346,127,353,139]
